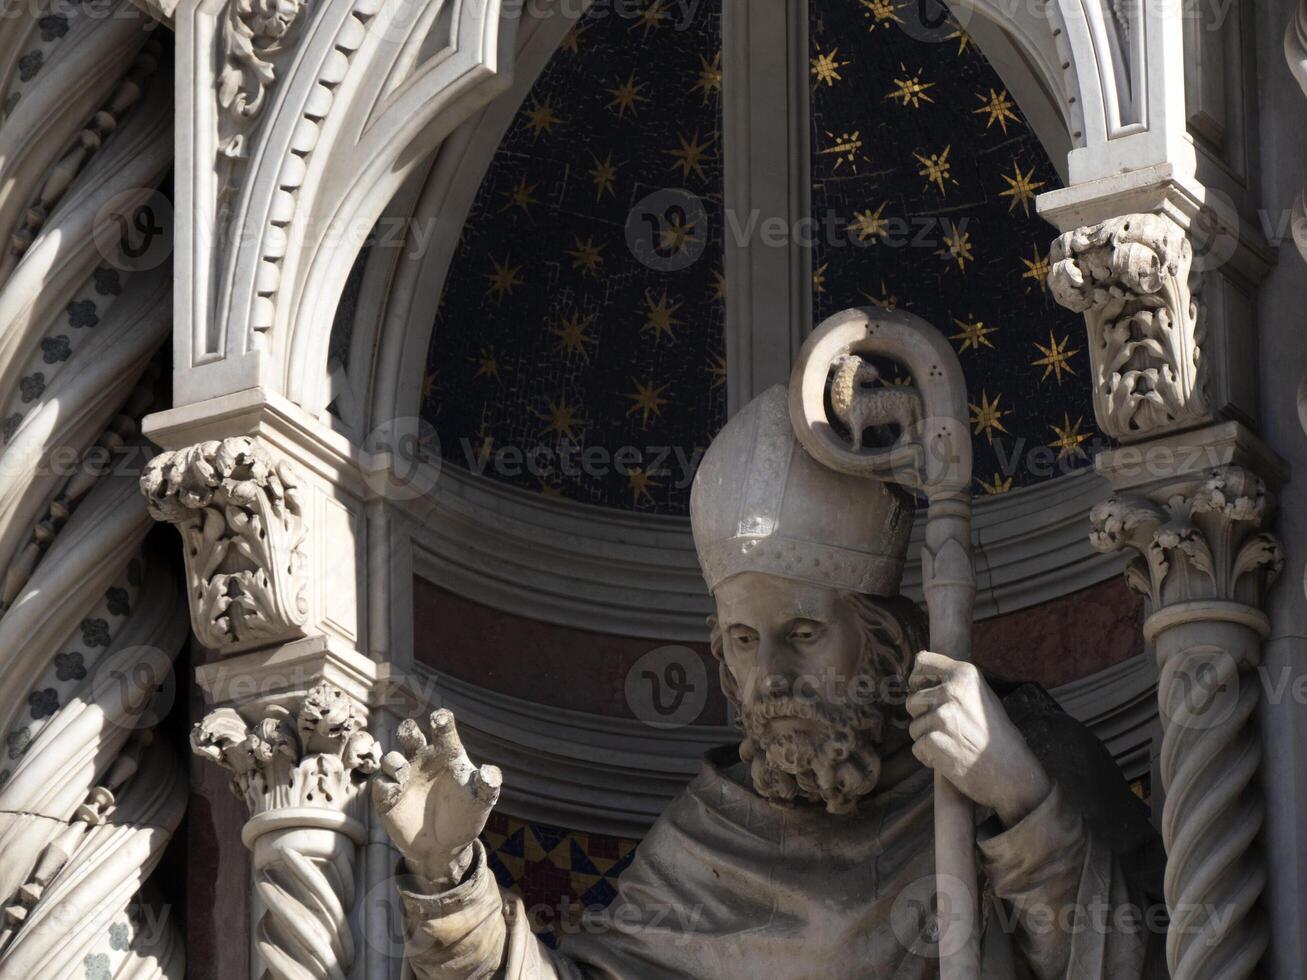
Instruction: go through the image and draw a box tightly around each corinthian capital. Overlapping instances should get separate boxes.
[1050,213,1208,441]
[1089,465,1282,611]
[140,437,308,651]
[190,682,381,818]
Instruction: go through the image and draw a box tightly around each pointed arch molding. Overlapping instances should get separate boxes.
[174,0,522,410]
[167,0,1174,416]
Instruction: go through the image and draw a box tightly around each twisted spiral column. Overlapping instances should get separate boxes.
[0,1,187,977]
[1090,462,1282,980]
[1153,613,1267,980]
[190,684,381,980]
[248,815,363,980]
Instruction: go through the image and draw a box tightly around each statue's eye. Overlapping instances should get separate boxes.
[788,622,822,642]
[730,629,758,648]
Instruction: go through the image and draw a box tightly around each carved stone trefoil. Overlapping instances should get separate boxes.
[140,437,309,651]
[1049,213,1208,441]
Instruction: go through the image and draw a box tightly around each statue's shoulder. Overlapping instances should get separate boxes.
[992,677,1163,896]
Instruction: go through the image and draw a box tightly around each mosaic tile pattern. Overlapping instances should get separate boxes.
[810,1,1102,495]
[481,812,639,943]
[423,0,727,515]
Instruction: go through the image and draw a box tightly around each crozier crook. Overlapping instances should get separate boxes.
[789,307,979,980]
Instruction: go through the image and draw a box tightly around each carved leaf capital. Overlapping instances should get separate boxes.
[141,437,308,650]
[1090,466,1282,609]
[191,683,380,817]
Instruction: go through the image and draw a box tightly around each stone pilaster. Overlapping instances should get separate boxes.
[191,683,381,980]
[1090,427,1283,980]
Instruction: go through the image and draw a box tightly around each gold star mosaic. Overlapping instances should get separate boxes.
[423,0,725,515]
[810,0,1102,495]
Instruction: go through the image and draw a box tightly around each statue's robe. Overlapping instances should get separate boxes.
[397,685,1167,980]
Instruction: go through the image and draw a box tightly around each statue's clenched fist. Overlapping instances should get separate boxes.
[906,652,1052,828]
[373,709,502,890]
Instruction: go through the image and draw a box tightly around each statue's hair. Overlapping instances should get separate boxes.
[708,592,927,729]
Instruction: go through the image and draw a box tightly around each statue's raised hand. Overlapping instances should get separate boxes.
[372,709,502,890]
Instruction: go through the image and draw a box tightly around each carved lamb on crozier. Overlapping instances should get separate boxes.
[829,353,922,451]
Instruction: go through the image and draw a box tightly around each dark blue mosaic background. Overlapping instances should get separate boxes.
[422,1,726,515]
[810,1,1100,495]
[422,0,1101,514]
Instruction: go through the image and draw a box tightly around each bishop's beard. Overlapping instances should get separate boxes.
[736,691,887,815]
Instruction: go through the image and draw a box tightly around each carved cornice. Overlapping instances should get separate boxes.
[191,682,380,818]
[1050,212,1208,441]
[1089,465,1282,614]
[140,436,309,650]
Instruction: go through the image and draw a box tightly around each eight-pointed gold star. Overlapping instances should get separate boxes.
[567,235,605,276]
[999,160,1046,216]
[552,311,598,359]
[937,221,974,270]
[632,0,668,38]
[974,88,1021,133]
[524,98,562,141]
[969,390,1011,445]
[589,153,618,200]
[607,71,648,119]
[483,256,523,302]
[851,202,891,242]
[625,379,671,428]
[811,48,849,88]
[470,346,501,382]
[659,212,699,255]
[860,0,903,30]
[819,131,865,172]
[950,316,998,352]
[915,145,955,194]
[1031,331,1081,383]
[1048,413,1092,461]
[885,66,936,108]
[500,176,539,218]
[691,51,722,104]
[540,396,584,442]
[666,131,713,181]
[641,289,682,345]
[1020,244,1051,291]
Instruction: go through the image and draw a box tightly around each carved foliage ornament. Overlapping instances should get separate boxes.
[1089,466,1282,609]
[1049,213,1208,440]
[140,437,308,650]
[217,0,310,157]
[191,683,380,816]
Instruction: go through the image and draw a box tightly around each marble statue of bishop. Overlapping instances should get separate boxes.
[374,386,1167,979]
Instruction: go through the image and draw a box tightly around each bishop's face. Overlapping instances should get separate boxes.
[715,572,863,727]
[714,571,890,814]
